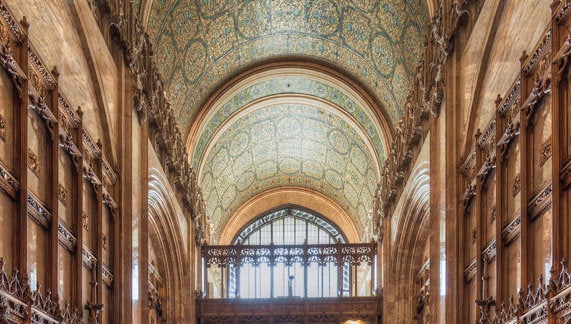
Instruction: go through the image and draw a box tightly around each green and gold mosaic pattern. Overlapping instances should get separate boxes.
[200,103,378,241]
[147,0,429,136]
[191,75,386,170]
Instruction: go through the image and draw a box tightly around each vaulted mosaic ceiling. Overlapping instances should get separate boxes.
[146,0,429,137]
[191,73,387,170]
[200,102,379,241]
[142,0,429,241]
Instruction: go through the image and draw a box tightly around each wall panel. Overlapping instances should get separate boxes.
[0,69,14,168]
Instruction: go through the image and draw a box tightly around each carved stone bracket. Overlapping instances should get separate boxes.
[0,10,27,100]
[477,154,496,187]
[553,31,571,85]
[497,117,520,160]
[462,180,476,213]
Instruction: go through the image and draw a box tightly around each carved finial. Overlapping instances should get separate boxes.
[76,106,83,118]
[527,282,533,293]
[96,138,102,149]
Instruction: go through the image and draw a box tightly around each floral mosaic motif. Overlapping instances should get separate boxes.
[200,103,378,241]
[192,76,386,169]
[148,0,429,136]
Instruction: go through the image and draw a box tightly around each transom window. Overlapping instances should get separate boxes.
[227,207,350,299]
[233,207,346,245]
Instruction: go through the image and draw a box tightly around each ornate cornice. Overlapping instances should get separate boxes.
[464,259,476,283]
[482,238,496,263]
[102,264,114,287]
[82,245,97,270]
[522,28,552,77]
[498,79,521,116]
[501,213,521,246]
[554,1,571,25]
[528,182,553,220]
[0,161,18,199]
[57,222,77,252]
[27,193,51,229]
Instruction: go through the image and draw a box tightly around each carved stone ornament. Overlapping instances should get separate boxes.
[497,118,520,159]
[512,174,521,197]
[493,296,518,323]
[462,181,476,212]
[58,183,68,206]
[102,234,108,251]
[539,136,552,167]
[0,113,5,142]
[82,212,89,231]
[27,148,40,177]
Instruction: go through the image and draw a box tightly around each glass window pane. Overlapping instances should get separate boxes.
[229,207,351,299]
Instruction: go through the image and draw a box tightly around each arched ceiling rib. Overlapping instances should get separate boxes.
[145,0,429,137]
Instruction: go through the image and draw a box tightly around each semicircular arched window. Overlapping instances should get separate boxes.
[232,207,346,245]
[227,206,350,298]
